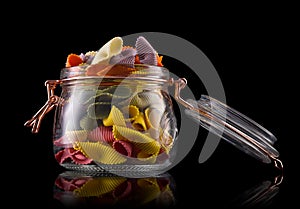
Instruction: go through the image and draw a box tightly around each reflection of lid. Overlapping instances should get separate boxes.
[227,174,282,208]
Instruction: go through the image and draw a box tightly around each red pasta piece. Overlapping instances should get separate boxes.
[55,148,92,165]
[55,148,72,164]
[113,140,133,157]
[89,126,115,143]
[70,149,93,165]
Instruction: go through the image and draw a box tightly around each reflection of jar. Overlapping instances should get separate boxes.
[25,64,282,174]
[53,171,176,208]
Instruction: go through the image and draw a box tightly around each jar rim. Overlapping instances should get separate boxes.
[60,64,170,82]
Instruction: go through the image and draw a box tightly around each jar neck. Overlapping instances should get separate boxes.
[60,64,171,89]
[60,64,170,81]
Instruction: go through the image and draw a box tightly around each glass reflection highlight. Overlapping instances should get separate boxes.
[226,174,283,208]
[53,171,176,208]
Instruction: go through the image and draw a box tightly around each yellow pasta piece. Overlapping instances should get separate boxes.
[103,105,126,127]
[132,113,148,131]
[136,150,159,164]
[74,141,127,164]
[122,105,140,122]
[112,125,160,155]
[73,177,126,197]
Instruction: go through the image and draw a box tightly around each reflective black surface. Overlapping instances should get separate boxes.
[52,171,176,208]
[16,144,289,209]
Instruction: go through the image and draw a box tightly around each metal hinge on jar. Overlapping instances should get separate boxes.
[24,80,61,133]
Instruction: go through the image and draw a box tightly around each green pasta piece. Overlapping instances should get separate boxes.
[87,102,112,119]
[79,115,98,130]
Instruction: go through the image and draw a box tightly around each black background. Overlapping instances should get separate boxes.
[9,6,297,209]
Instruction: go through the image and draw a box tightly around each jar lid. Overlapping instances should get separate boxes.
[185,95,279,164]
[173,78,282,169]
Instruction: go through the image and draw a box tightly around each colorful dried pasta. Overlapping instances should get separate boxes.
[136,150,159,163]
[88,126,115,143]
[103,105,126,127]
[122,105,140,122]
[135,36,158,66]
[130,91,165,110]
[112,140,133,157]
[91,37,123,65]
[132,112,148,131]
[109,47,137,66]
[144,107,164,129]
[112,125,160,155]
[87,102,111,119]
[74,141,127,164]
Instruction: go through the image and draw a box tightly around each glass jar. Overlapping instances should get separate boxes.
[25,64,282,175]
[27,64,178,174]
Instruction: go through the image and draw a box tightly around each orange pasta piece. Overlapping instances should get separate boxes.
[66,53,83,67]
[157,55,163,66]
